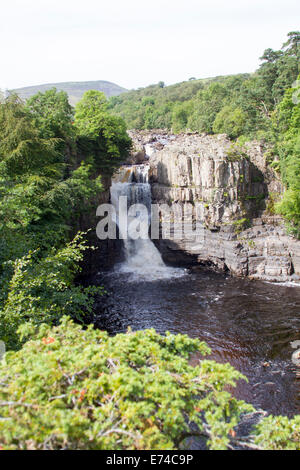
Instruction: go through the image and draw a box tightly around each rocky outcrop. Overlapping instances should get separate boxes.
[156,219,300,281]
[127,129,172,163]
[126,131,145,164]
[149,134,270,225]
[129,131,299,282]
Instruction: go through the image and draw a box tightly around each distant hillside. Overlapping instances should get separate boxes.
[13,80,127,105]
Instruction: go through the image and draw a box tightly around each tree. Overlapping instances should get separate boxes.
[213,105,246,139]
[74,90,108,135]
[0,234,102,350]
[74,91,131,174]
[256,32,300,109]
[0,94,59,176]
[274,80,300,236]
[260,48,282,64]
[171,101,194,132]
[0,95,103,330]
[26,88,74,141]
[188,83,228,133]
[283,31,300,61]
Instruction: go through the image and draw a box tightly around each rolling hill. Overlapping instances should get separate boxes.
[13,80,127,105]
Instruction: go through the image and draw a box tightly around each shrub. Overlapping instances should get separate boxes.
[0,317,253,450]
[213,105,246,139]
[232,218,251,234]
[0,319,299,450]
[254,415,300,450]
[0,233,103,350]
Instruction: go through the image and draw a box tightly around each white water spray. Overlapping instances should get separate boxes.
[110,164,184,280]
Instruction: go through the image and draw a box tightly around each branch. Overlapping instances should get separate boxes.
[0,401,36,408]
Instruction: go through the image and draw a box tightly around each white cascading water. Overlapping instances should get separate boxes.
[110,164,184,280]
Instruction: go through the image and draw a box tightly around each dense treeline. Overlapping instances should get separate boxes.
[108,32,299,139]
[109,31,300,236]
[0,89,131,349]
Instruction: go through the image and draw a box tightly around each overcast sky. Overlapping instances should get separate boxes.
[1,0,299,91]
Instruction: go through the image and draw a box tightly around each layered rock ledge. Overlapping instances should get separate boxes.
[129,130,300,282]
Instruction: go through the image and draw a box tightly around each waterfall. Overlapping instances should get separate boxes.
[110,164,184,280]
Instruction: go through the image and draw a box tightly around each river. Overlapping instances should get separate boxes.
[95,267,300,418]
[93,162,300,418]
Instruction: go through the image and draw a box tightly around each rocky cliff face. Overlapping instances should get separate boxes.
[129,130,300,282]
[77,176,122,277]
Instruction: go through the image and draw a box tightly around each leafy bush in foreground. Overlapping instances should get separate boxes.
[0,319,299,450]
[0,318,253,450]
[254,415,300,450]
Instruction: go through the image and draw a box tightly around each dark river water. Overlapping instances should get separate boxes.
[94,267,300,417]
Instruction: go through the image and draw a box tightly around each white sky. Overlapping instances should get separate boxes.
[1,0,299,91]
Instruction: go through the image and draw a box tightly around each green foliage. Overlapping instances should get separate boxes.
[188,82,229,133]
[0,88,130,349]
[108,31,299,142]
[225,143,248,162]
[276,187,300,236]
[213,105,246,139]
[74,91,109,135]
[254,415,300,450]
[274,80,300,236]
[26,88,74,141]
[0,95,102,307]
[0,318,298,450]
[265,192,280,215]
[107,77,213,130]
[0,94,59,176]
[232,218,251,234]
[0,317,253,450]
[0,234,103,350]
[74,90,131,175]
[171,101,194,133]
